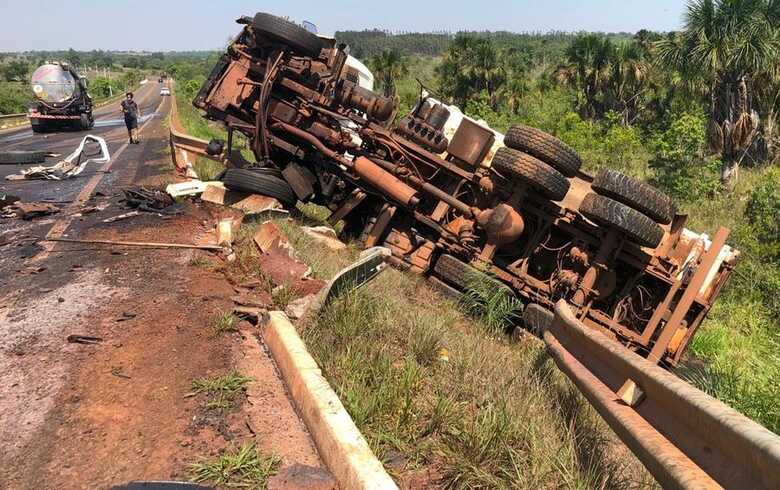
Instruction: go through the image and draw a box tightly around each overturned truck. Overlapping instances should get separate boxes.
[194,12,739,367]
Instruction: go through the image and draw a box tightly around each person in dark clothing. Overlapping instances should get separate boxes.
[120,92,141,144]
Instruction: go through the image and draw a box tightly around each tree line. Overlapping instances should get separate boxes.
[360,0,779,187]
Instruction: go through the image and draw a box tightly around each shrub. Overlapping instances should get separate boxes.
[650,112,720,200]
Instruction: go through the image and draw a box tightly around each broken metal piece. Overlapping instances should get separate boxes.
[67,335,103,344]
[5,135,109,181]
[7,202,60,220]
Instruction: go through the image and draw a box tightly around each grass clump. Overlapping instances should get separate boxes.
[190,442,280,488]
[192,156,224,181]
[211,311,238,334]
[459,270,523,335]
[191,371,253,411]
[283,226,652,487]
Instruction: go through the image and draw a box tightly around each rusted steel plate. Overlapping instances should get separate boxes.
[545,300,780,490]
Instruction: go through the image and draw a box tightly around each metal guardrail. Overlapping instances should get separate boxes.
[0,113,26,120]
[165,78,780,489]
[545,300,780,489]
[168,81,214,174]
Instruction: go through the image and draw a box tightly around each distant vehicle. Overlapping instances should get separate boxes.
[28,62,94,132]
[160,87,171,96]
[158,77,164,83]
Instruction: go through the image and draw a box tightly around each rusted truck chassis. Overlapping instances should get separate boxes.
[194,12,739,367]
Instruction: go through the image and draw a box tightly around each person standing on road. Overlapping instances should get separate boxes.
[120,92,141,144]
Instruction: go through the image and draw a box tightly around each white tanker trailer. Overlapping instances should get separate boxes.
[28,62,94,132]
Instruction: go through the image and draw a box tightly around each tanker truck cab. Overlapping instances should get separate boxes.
[28,62,94,133]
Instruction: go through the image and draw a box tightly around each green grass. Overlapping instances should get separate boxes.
[191,371,253,411]
[261,217,653,488]
[192,157,224,181]
[190,442,280,488]
[211,311,238,335]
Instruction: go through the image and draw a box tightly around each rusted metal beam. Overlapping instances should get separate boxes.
[647,227,729,364]
[544,300,780,490]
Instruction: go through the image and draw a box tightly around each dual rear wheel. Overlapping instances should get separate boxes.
[497,124,674,249]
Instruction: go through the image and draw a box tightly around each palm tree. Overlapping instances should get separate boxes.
[369,49,409,99]
[607,43,649,125]
[656,0,780,186]
[554,34,615,119]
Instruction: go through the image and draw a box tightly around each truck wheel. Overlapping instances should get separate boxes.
[522,303,554,335]
[80,114,91,131]
[579,193,664,248]
[492,147,570,201]
[31,122,46,133]
[222,168,297,205]
[592,169,675,224]
[251,12,323,57]
[0,150,47,164]
[504,125,582,176]
[433,254,513,296]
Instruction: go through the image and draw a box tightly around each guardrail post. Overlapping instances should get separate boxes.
[544,300,780,489]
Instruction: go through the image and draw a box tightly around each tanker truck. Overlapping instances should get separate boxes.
[28,62,94,132]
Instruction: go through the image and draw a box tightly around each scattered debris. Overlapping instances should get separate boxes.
[122,186,176,212]
[252,221,310,285]
[217,218,236,246]
[231,294,272,309]
[201,184,285,217]
[40,237,224,251]
[165,179,220,198]
[0,150,57,165]
[0,192,20,208]
[110,367,132,379]
[267,464,337,490]
[285,294,317,319]
[308,247,392,316]
[116,312,137,322]
[102,211,141,223]
[233,306,269,324]
[5,135,109,180]
[67,335,103,345]
[301,226,347,251]
[3,202,60,220]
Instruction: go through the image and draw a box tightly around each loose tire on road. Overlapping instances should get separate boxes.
[433,254,513,296]
[522,303,554,335]
[592,169,675,224]
[504,124,582,176]
[579,193,664,248]
[222,168,297,205]
[492,147,570,201]
[252,12,324,57]
[0,150,47,165]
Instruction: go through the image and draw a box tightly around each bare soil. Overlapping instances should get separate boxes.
[0,111,323,488]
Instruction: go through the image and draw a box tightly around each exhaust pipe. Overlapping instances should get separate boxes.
[353,157,419,208]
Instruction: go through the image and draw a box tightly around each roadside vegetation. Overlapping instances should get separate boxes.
[190,442,280,488]
[190,371,253,411]
[164,1,779,434]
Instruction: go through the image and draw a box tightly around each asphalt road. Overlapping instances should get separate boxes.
[0,80,164,205]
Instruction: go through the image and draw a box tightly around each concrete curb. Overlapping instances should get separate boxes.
[264,311,398,490]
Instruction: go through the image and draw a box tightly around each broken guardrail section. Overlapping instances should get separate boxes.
[544,300,780,489]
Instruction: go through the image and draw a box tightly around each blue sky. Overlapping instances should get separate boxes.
[0,0,689,52]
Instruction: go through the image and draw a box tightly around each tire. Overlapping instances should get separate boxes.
[0,150,47,165]
[492,147,570,201]
[79,114,91,131]
[252,12,324,57]
[504,125,582,176]
[522,303,554,335]
[579,193,664,248]
[222,168,297,205]
[592,169,675,224]
[433,254,513,296]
